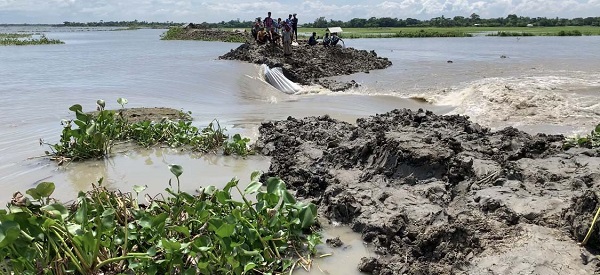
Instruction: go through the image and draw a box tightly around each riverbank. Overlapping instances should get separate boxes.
[256,109,600,274]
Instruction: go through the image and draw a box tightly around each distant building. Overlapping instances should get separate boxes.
[527,24,534,27]
[326,27,343,33]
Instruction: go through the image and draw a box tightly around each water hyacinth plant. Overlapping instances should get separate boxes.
[0,168,320,274]
[42,99,252,163]
[0,34,64,46]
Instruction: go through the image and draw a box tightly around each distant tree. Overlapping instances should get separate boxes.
[348,18,367,28]
[313,17,328,28]
[405,18,420,26]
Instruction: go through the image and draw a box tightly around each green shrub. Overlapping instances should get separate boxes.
[160,27,186,40]
[224,134,253,157]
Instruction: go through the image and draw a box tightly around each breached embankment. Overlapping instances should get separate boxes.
[255,109,600,274]
[219,41,392,91]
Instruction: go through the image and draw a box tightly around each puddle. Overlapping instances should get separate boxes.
[296,223,372,275]
[22,146,271,205]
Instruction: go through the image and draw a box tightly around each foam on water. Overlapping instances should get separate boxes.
[394,72,600,134]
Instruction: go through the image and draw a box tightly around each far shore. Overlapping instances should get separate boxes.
[163,25,600,39]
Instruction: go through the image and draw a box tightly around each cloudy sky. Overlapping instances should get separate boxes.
[1,0,599,24]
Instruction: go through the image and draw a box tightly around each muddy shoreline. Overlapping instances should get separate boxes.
[255,109,600,274]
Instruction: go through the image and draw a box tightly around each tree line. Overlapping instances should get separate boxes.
[56,14,600,28]
[305,14,600,28]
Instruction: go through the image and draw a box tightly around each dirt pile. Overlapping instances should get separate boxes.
[219,42,392,91]
[89,107,191,124]
[256,109,600,274]
[175,27,251,43]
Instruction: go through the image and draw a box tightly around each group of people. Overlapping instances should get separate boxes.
[251,12,298,56]
[308,32,343,47]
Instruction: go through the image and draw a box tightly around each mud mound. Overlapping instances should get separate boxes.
[89,107,191,124]
[170,28,251,43]
[256,109,600,274]
[219,42,392,91]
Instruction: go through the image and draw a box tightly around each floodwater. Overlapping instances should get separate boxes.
[1,27,600,274]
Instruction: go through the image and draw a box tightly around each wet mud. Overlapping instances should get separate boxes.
[256,109,600,274]
[219,41,392,91]
[90,107,191,124]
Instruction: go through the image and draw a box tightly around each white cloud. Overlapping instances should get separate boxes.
[0,0,599,23]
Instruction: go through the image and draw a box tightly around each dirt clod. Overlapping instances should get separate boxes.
[325,236,344,248]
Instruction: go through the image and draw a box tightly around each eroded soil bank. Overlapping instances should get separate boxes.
[219,41,392,91]
[256,109,600,274]
[169,27,251,42]
[90,107,191,124]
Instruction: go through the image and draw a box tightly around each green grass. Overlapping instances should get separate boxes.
[160,27,186,40]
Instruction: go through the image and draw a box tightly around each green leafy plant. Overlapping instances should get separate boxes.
[43,100,251,163]
[125,118,228,151]
[224,134,253,157]
[41,102,126,161]
[564,124,600,149]
[0,168,320,274]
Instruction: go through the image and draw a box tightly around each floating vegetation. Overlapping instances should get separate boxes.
[41,98,252,162]
[0,168,320,274]
[0,34,64,46]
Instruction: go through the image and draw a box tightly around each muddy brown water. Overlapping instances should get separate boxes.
[1,27,600,274]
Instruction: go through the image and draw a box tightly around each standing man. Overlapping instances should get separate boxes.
[286,14,292,26]
[282,22,292,56]
[264,12,274,33]
[291,13,299,41]
[275,18,282,35]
